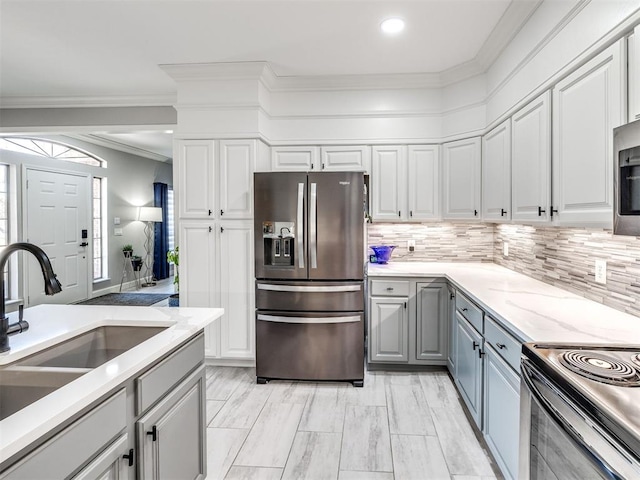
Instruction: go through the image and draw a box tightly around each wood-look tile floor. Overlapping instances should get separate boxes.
[204,367,501,480]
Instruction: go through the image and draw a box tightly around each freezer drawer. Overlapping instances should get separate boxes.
[256,311,364,382]
[255,280,364,312]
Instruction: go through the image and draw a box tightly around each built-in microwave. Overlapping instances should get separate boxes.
[614,118,640,235]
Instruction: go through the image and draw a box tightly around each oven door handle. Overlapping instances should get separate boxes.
[521,360,628,480]
[257,314,360,324]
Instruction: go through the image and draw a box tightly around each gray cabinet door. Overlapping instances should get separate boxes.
[483,345,520,480]
[415,281,447,363]
[137,367,206,480]
[369,297,409,362]
[72,434,132,480]
[455,313,483,428]
[447,287,456,376]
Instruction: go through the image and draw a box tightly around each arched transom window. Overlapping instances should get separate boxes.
[0,137,106,167]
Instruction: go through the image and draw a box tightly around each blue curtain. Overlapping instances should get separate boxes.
[153,182,170,280]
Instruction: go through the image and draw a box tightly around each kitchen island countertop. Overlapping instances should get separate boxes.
[0,304,223,466]
[368,262,640,344]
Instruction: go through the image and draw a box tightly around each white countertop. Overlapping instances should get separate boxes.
[368,262,640,345]
[0,304,223,465]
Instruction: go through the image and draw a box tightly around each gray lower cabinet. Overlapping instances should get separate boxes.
[455,312,484,428]
[483,344,520,480]
[73,434,131,480]
[447,286,456,376]
[137,366,206,480]
[369,296,409,362]
[416,281,448,363]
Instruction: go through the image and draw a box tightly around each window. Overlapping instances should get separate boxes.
[0,165,9,297]
[92,177,107,280]
[167,188,175,251]
[0,137,106,167]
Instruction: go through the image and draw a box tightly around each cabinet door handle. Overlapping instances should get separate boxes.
[208,226,212,233]
[461,307,468,312]
[410,211,413,217]
[220,209,224,216]
[147,425,157,442]
[404,302,407,309]
[474,209,478,217]
[538,206,546,216]
[322,163,326,170]
[496,342,506,349]
[398,211,401,217]
[221,226,224,233]
[472,341,479,350]
[311,163,314,169]
[208,209,212,216]
[478,349,485,358]
[122,448,134,467]
[450,292,455,300]
[501,208,507,216]
[550,206,558,217]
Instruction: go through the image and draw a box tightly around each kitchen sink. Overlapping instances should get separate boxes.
[15,325,168,369]
[0,368,86,421]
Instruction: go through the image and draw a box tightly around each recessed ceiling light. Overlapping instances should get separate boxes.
[381,18,405,35]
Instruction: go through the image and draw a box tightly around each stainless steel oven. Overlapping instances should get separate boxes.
[520,343,640,480]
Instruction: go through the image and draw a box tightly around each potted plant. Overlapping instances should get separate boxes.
[131,255,143,271]
[122,244,133,258]
[167,246,179,307]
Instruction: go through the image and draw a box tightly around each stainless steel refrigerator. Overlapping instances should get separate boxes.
[254,171,364,386]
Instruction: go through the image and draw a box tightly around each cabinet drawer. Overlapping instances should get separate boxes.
[136,333,204,414]
[370,280,410,296]
[485,316,521,373]
[456,292,483,333]
[2,390,126,479]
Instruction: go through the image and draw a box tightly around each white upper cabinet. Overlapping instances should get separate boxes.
[219,140,255,219]
[552,41,624,227]
[408,145,440,221]
[511,91,552,223]
[442,137,482,220]
[271,146,319,171]
[482,120,511,222]
[371,146,405,221]
[176,140,216,219]
[321,146,370,172]
[630,27,640,122]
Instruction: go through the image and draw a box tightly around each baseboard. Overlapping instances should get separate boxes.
[205,357,256,368]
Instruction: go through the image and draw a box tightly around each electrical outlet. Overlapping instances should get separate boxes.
[503,242,509,257]
[595,259,607,284]
[407,239,416,252]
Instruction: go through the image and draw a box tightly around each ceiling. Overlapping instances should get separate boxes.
[0,0,542,160]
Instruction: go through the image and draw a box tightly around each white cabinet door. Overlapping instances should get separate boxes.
[630,27,640,122]
[483,345,520,480]
[137,368,206,480]
[176,140,216,219]
[511,91,552,223]
[369,297,409,362]
[447,287,456,377]
[219,140,255,219]
[552,41,624,227]
[482,120,511,222]
[371,146,406,221]
[415,281,447,363]
[271,146,319,171]
[443,137,482,220]
[455,313,483,428]
[408,145,440,221]
[218,221,255,359]
[321,146,370,172]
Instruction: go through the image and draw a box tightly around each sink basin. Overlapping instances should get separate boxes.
[0,368,86,421]
[16,325,168,369]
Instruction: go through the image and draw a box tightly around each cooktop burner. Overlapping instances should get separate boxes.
[559,350,640,386]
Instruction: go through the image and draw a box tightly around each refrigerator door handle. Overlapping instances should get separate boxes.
[257,314,360,324]
[310,182,318,269]
[297,182,305,269]
[257,284,361,293]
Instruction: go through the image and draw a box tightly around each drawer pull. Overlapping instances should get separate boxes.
[461,307,468,312]
[386,287,394,291]
[496,342,506,349]
[147,425,157,442]
[473,341,479,350]
[122,449,134,467]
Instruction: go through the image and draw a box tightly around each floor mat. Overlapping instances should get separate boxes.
[75,293,170,306]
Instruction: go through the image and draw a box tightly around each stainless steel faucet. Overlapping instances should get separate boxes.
[0,243,63,353]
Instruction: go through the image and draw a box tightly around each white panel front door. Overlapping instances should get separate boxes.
[26,169,90,306]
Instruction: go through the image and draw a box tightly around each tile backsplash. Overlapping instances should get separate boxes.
[367,223,494,263]
[494,224,640,317]
[369,222,640,317]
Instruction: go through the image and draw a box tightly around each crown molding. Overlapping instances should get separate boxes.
[0,94,176,109]
[160,61,272,81]
[64,133,171,163]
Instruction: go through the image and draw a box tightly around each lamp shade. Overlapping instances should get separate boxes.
[138,206,163,222]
